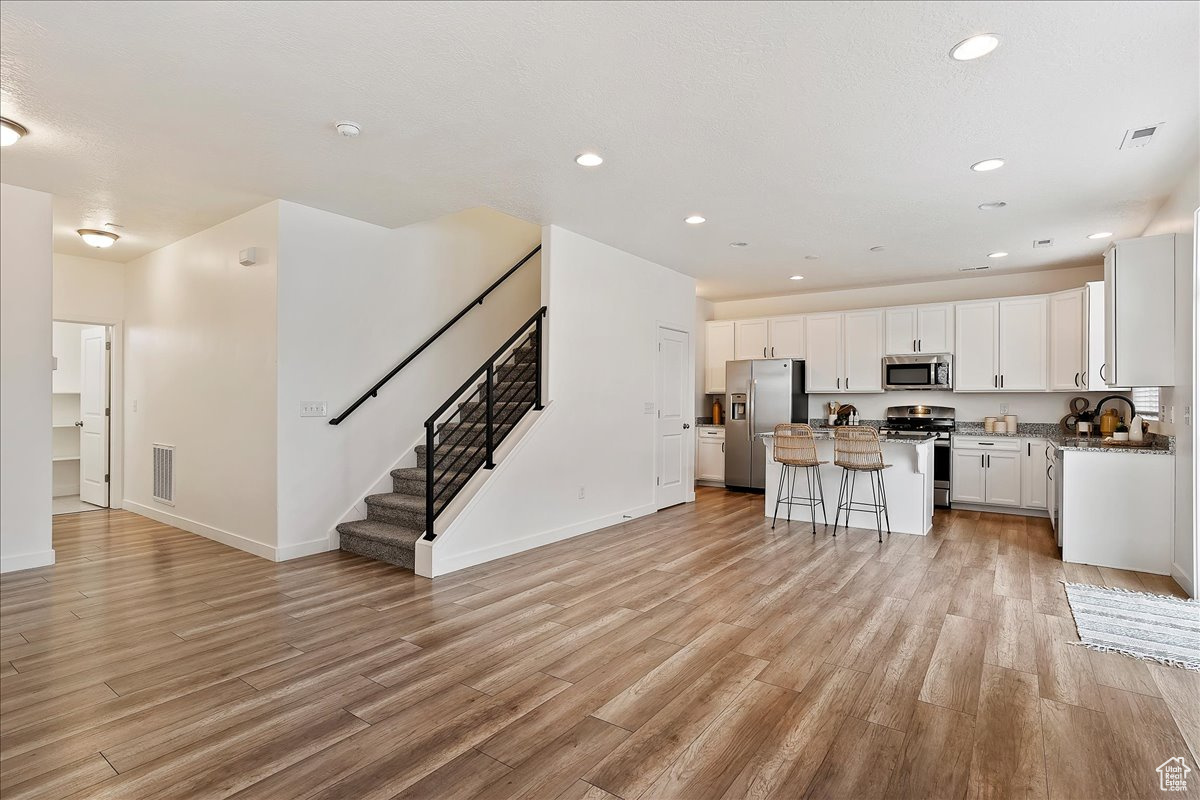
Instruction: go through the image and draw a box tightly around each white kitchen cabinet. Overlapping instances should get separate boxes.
[704,321,735,394]
[951,450,987,503]
[884,304,953,355]
[954,301,1000,391]
[1021,439,1049,509]
[804,313,843,392]
[1105,234,1176,387]
[1084,281,1127,391]
[983,450,1022,506]
[998,296,1048,391]
[696,428,725,483]
[767,316,805,359]
[1049,289,1085,391]
[734,319,770,360]
[842,309,884,392]
[951,437,1021,507]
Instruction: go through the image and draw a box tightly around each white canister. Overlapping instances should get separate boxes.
[1004,414,1018,431]
[994,420,1008,434]
[984,417,997,432]
[1077,421,1091,437]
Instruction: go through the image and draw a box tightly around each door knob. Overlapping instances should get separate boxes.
[74,421,83,427]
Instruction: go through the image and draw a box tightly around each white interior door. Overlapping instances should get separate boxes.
[656,326,689,509]
[79,326,110,507]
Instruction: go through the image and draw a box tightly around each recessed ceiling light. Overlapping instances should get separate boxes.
[77,229,119,248]
[575,152,603,167]
[950,34,1000,61]
[978,201,1007,211]
[971,158,1005,172]
[1087,231,1113,240]
[334,121,361,137]
[0,117,28,146]
[685,215,706,225]
[804,255,819,260]
[869,246,885,252]
[789,275,804,281]
[988,251,1008,258]
[729,241,748,248]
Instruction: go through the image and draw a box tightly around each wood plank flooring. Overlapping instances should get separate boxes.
[2,488,1196,799]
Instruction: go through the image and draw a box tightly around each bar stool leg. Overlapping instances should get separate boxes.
[878,470,892,536]
[847,470,859,533]
[771,463,787,530]
[788,466,798,529]
[805,466,817,535]
[869,469,883,543]
[815,467,828,528]
[833,468,848,535]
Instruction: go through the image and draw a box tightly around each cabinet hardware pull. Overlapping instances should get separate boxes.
[771,347,775,357]
[1074,372,1080,387]
[722,443,725,453]
[994,375,998,388]
[918,338,922,351]
[763,347,767,357]
[979,442,994,445]
[981,454,985,468]
[1100,363,1107,382]
[914,339,917,352]
[1028,443,1031,456]
[1001,374,1004,388]
[1046,463,1053,479]
[837,377,840,389]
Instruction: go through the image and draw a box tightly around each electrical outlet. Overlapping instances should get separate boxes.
[999,403,1009,414]
[578,486,585,500]
[300,401,328,418]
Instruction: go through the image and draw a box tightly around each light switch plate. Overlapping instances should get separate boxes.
[300,401,328,418]
[644,402,655,414]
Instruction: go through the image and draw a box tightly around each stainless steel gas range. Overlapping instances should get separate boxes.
[879,405,955,508]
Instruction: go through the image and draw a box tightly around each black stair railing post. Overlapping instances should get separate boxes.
[423,420,435,540]
[485,362,496,469]
[534,311,544,411]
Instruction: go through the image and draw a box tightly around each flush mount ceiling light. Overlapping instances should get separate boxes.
[77,229,119,248]
[805,255,819,260]
[869,245,885,252]
[575,152,603,167]
[729,241,748,248]
[0,117,28,146]
[334,121,361,137]
[950,34,1000,61]
[1087,231,1113,240]
[978,201,1007,211]
[789,275,805,281]
[971,158,1005,172]
[685,215,706,225]
[988,251,1008,258]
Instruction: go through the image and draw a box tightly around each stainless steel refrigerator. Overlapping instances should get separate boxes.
[725,359,808,491]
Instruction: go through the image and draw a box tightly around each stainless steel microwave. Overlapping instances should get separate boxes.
[882,354,953,390]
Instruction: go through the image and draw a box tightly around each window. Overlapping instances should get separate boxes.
[1131,387,1160,420]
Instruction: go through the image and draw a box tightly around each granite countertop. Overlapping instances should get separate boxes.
[953,424,1174,455]
[758,430,937,444]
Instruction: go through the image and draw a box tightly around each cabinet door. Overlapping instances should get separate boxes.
[984,450,1022,506]
[842,310,884,392]
[1049,290,1085,391]
[1085,281,1127,391]
[952,451,986,503]
[1107,235,1176,387]
[884,307,918,355]
[917,304,954,353]
[1020,439,1048,509]
[998,296,1048,391]
[734,320,769,360]
[804,314,843,392]
[696,437,725,482]
[954,302,999,391]
[768,316,805,359]
[705,321,736,394]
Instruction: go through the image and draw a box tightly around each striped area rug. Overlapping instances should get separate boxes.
[1064,582,1200,671]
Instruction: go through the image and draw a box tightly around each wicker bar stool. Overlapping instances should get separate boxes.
[771,423,828,534]
[832,427,892,543]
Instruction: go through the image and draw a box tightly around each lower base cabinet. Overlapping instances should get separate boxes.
[951,436,1044,510]
[696,428,725,483]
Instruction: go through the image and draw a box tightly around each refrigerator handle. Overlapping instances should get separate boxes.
[748,379,756,440]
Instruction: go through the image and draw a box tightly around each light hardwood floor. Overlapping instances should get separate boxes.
[2,488,1196,799]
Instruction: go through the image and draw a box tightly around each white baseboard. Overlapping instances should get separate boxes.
[1171,562,1195,598]
[277,537,336,561]
[428,502,656,577]
[949,502,1050,518]
[1,550,56,574]
[123,500,277,561]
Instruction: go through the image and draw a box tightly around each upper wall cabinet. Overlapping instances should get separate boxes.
[804,313,843,392]
[805,310,884,393]
[1084,281,1127,391]
[1049,289,1085,391]
[884,304,954,355]
[955,297,1047,391]
[734,319,769,361]
[1105,234,1176,387]
[704,321,735,394]
[768,316,805,359]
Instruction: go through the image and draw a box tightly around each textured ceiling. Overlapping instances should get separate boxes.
[1,1,1196,299]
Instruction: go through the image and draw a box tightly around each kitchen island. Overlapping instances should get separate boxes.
[760,430,935,535]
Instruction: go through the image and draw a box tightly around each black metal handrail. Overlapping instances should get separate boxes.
[423,306,546,539]
[329,245,541,425]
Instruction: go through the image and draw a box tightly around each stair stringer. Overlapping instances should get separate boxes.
[328,435,422,551]
[414,401,554,577]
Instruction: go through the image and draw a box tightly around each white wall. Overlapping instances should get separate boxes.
[122,202,280,556]
[1,184,55,572]
[1141,158,1198,596]
[710,264,1103,318]
[695,297,714,417]
[425,225,696,575]
[275,204,540,556]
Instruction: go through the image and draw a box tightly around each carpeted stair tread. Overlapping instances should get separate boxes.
[365,492,426,512]
[336,519,423,548]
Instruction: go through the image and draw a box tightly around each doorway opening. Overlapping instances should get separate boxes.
[655,325,690,510]
[52,320,112,515]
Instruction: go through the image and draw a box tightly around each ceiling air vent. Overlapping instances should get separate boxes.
[1033,238,1054,249]
[1120,123,1164,150]
[959,265,989,272]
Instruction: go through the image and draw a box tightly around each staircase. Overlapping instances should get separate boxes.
[336,318,544,571]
